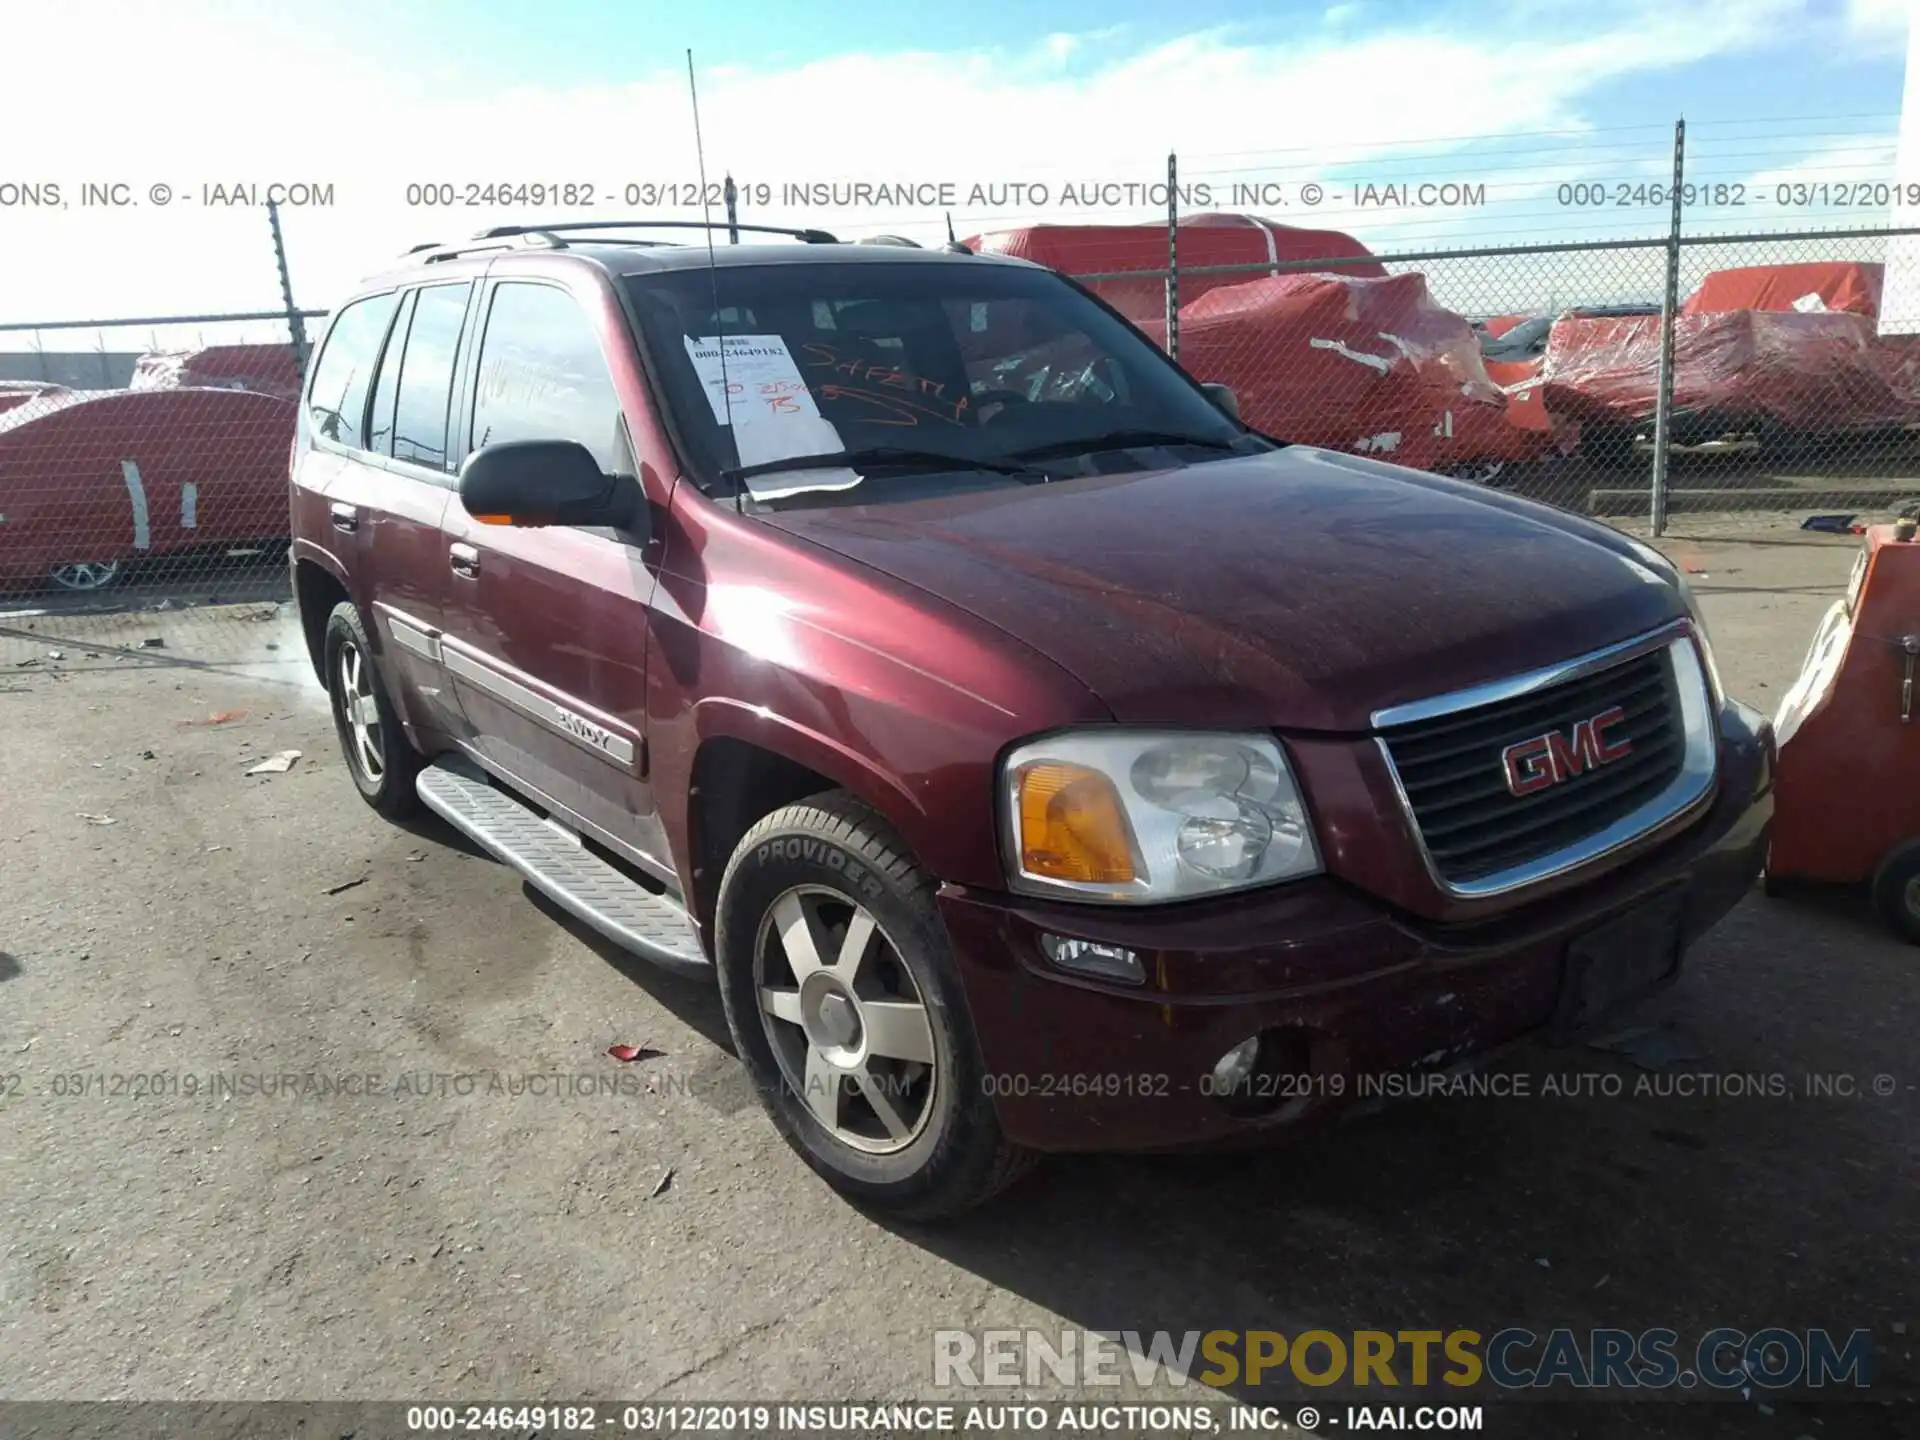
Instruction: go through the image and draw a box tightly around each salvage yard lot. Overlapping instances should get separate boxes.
[0,529,1915,1436]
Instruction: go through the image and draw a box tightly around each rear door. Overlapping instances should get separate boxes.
[437,275,670,875]
[317,280,474,740]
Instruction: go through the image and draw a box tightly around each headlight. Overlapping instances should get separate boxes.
[1000,730,1320,902]
[1624,538,1725,707]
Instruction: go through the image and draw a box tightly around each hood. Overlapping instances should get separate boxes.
[757,447,1682,731]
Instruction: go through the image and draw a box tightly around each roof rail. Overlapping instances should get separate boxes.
[411,232,568,264]
[472,219,840,245]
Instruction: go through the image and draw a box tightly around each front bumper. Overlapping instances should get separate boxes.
[939,699,1774,1153]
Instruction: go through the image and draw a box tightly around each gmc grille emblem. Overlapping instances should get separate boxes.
[1501,705,1633,797]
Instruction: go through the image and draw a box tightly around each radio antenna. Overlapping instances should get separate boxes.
[686,49,743,512]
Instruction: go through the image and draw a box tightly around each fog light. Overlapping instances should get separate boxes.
[1040,934,1144,985]
[1212,1035,1262,1092]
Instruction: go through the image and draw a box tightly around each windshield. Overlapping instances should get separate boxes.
[622,260,1258,503]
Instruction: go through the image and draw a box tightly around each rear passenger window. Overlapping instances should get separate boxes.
[391,283,472,471]
[306,291,398,449]
[469,282,624,473]
[365,290,416,456]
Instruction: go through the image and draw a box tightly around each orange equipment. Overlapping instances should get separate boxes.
[1767,521,1920,938]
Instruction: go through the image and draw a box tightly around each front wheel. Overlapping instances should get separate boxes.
[714,791,1036,1220]
[1870,840,1920,944]
[48,560,122,591]
[323,601,424,820]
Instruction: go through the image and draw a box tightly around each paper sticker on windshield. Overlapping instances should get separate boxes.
[684,335,823,426]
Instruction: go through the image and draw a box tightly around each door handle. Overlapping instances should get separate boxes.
[328,502,358,533]
[449,543,480,578]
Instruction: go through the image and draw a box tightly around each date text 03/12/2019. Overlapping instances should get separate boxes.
[1557,181,1920,208]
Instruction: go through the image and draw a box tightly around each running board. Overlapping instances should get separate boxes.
[416,759,710,978]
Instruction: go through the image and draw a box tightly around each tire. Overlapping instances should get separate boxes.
[48,560,123,591]
[714,790,1036,1220]
[322,601,424,820]
[1761,844,1786,898]
[1869,840,1920,944]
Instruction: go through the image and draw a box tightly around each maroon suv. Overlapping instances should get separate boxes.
[290,221,1773,1219]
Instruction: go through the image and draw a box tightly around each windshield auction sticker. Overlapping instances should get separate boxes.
[683,333,853,491]
[684,334,825,427]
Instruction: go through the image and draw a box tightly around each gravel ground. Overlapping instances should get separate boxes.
[0,533,1914,1439]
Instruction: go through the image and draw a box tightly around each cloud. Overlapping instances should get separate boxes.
[1847,0,1908,36]
[0,0,1862,338]
[1740,134,1903,192]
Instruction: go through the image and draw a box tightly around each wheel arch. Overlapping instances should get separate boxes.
[683,700,930,945]
[292,548,353,686]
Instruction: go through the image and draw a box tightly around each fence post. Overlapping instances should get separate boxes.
[267,199,310,377]
[1650,119,1685,537]
[724,173,739,244]
[1164,152,1180,361]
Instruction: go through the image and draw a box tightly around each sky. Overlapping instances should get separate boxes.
[0,0,1910,351]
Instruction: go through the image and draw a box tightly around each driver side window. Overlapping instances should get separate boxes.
[468,282,627,475]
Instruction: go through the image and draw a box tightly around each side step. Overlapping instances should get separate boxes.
[416,759,710,978]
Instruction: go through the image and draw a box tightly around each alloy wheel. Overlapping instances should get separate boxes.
[336,639,385,784]
[1902,874,1920,923]
[754,885,937,1155]
[48,560,121,591]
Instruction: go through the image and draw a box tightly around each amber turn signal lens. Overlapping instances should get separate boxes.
[1015,761,1136,884]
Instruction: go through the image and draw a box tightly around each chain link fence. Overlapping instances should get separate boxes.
[0,315,315,671]
[1008,223,1920,530]
[6,122,1920,668]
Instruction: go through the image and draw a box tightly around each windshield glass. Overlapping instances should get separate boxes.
[622,260,1255,502]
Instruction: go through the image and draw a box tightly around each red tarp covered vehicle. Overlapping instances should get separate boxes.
[1534,261,1920,451]
[1682,261,1883,319]
[1130,271,1553,472]
[1538,304,1920,447]
[966,214,1384,324]
[131,344,304,401]
[0,387,296,591]
[0,380,70,416]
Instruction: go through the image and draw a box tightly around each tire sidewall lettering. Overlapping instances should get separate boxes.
[752,835,884,902]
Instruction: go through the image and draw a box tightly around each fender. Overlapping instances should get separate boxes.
[290,536,354,597]
[289,539,362,684]
[689,693,929,835]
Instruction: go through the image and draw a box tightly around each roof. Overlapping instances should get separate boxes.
[1682,261,1882,319]
[356,236,1038,292]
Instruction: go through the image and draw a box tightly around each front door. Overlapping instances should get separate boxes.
[436,277,670,877]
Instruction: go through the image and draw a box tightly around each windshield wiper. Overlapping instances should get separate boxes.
[1003,429,1247,462]
[721,446,1038,485]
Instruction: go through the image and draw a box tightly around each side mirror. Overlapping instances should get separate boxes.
[1202,382,1241,421]
[458,440,642,533]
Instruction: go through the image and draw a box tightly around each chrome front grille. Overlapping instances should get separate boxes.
[1376,627,1717,897]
